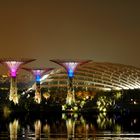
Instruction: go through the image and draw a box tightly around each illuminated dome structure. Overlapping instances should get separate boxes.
[42,61,140,91]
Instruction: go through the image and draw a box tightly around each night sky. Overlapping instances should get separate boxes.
[0,0,140,69]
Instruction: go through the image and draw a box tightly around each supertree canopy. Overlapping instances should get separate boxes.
[5,61,23,77]
[61,62,79,78]
[0,58,36,104]
[50,59,91,109]
[23,67,53,103]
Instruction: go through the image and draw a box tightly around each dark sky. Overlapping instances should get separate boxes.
[0,0,140,68]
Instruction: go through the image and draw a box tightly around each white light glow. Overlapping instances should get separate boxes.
[5,61,23,77]
[63,62,79,72]
[40,74,49,83]
[32,69,46,76]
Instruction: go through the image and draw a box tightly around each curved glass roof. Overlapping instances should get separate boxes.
[41,62,140,91]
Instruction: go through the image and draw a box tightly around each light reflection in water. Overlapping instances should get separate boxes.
[65,116,76,139]
[62,113,95,139]
[43,122,50,138]
[2,112,140,139]
[3,106,11,118]
[34,120,41,139]
[9,119,19,140]
[97,112,112,129]
[97,112,122,134]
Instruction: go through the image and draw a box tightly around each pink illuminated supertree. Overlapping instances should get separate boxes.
[23,67,53,103]
[50,59,91,108]
[0,58,35,104]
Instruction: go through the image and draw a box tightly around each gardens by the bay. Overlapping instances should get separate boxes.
[1,87,140,115]
[0,58,140,115]
[1,58,140,139]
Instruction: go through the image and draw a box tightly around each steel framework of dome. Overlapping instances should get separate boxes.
[42,61,140,91]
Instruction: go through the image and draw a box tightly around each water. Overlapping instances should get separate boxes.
[0,112,140,139]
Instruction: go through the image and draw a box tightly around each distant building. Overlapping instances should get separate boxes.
[42,62,140,91]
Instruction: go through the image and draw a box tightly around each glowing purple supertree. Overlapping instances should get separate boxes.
[50,59,91,107]
[0,58,35,104]
[23,68,53,103]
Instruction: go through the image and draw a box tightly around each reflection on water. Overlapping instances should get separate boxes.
[97,112,113,129]
[3,106,11,118]
[43,122,50,138]
[0,112,140,139]
[34,120,41,139]
[9,119,19,140]
[66,117,75,139]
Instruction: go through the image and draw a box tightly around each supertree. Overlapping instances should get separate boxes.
[23,68,53,103]
[50,59,91,110]
[0,58,35,104]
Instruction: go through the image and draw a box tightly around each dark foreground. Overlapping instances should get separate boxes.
[1,89,140,139]
[1,111,140,139]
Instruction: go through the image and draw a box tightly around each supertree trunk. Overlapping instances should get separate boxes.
[66,77,75,105]
[50,59,91,111]
[9,77,18,104]
[34,81,41,104]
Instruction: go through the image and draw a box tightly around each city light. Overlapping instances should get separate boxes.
[5,61,23,77]
[50,59,91,111]
[23,68,53,104]
[0,59,35,104]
